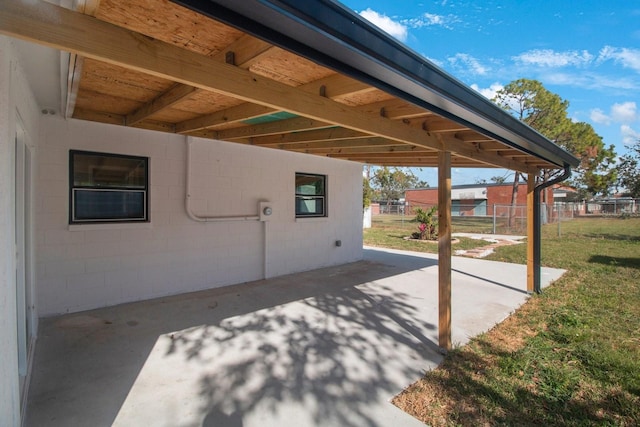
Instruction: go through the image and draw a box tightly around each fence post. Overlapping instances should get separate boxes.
[492,204,496,234]
[557,203,561,237]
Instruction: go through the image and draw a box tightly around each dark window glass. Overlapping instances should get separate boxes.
[70,150,148,223]
[295,173,326,217]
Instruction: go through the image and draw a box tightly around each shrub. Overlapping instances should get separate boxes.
[414,206,438,240]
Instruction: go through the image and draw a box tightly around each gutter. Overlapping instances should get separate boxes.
[533,164,572,293]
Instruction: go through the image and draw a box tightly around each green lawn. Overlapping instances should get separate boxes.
[390,217,640,426]
[366,215,496,253]
[372,213,528,234]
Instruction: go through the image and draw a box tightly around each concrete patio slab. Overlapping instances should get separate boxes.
[25,247,565,427]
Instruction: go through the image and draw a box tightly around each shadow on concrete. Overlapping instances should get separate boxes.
[27,252,442,427]
[452,268,529,294]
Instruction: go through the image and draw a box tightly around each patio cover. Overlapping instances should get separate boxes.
[0,0,579,349]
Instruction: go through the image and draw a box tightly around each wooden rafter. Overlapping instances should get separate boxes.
[126,34,274,126]
[261,137,396,150]
[234,127,368,145]
[296,144,429,155]
[176,74,377,134]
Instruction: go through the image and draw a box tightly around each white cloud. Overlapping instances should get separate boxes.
[611,102,637,123]
[471,82,503,100]
[621,125,640,145]
[590,108,611,125]
[358,8,408,41]
[512,49,594,67]
[542,72,638,91]
[589,102,638,128]
[447,53,488,75]
[403,13,458,29]
[598,46,640,72]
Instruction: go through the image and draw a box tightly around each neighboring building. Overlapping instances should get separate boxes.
[406,183,565,216]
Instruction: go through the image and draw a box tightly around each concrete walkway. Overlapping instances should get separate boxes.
[452,233,525,258]
[26,247,565,427]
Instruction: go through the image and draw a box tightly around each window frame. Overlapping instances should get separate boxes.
[295,172,327,218]
[69,150,149,224]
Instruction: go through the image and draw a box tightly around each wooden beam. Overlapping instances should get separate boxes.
[241,128,371,145]
[176,73,376,134]
[365,160,493,167]
[0,0,537,173]
[264,137,395,150]
[356,98,432,120]
[438,151,452,351]
[175,103,275,133]
[73,108,176,132]
[76,0,102,15]
[220,34,275,68]
[362,161,484,167]
[329,152,437,160]
[527,174,536,293]
[299,73,373,100]
[125,84,197,125]
[219,118,333,141]
[421,117,469,132]
[474,140,512,150]
[296,144,425,155]
[128,35,274,126]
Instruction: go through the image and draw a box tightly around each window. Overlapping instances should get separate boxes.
[295,172,326,217]
[69,150,149,223]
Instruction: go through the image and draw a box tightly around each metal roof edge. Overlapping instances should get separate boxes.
[171,0,579,168]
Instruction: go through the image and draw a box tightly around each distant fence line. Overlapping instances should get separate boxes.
[373,199,640,217]
[371,199,640,234]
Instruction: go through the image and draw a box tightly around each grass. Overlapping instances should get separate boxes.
[388,217,640,426]
[366,215,495,254]
[372,213,528,235]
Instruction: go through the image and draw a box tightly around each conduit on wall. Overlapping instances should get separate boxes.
[185,136,260,222]
[185,136,271,279]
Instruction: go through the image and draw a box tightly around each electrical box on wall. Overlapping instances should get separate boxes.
[259,201,273,222]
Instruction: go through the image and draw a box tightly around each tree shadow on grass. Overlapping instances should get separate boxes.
[398,336,640,426]
[584,233,640,242]
[588,255,640,270]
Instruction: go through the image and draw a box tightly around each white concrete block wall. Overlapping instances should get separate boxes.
[37,116,363,315]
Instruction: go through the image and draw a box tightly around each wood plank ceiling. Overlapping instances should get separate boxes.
[60,0,556,172]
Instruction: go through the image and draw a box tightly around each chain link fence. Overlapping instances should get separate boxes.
[371,199,640,235]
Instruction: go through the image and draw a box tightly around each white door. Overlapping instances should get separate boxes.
[14,123,33,404]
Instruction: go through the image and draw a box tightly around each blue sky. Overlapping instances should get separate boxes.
[341,0,640,186]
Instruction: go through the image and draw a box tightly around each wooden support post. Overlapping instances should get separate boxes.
[438,151,452,351]
[527,174,536,293]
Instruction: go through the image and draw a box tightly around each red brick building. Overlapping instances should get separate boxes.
[405,183,556,216]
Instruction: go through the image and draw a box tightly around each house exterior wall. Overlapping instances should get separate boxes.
[0,36,41,427]
[36,116,363,316]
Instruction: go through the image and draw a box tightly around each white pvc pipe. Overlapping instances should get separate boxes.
[185,136,259,222]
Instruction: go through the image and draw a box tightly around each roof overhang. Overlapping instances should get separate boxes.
[0,0,579,173]
[175,0,578,169]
